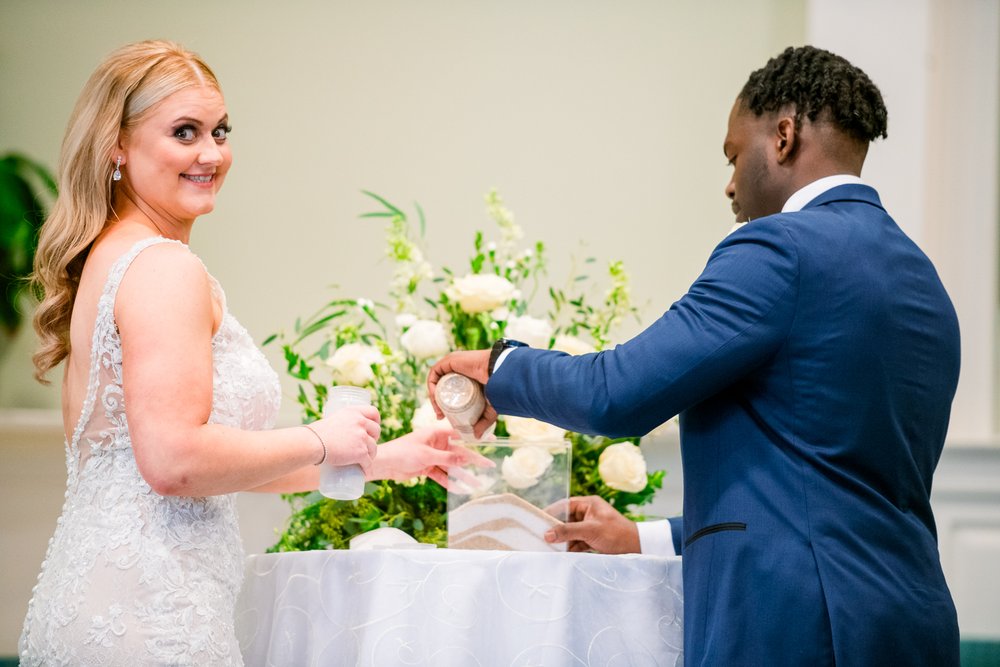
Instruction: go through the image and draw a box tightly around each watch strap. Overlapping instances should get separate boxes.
[488,338,527,376]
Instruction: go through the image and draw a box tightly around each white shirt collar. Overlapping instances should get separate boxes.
[728,174,865,236]
[781,174,864,213]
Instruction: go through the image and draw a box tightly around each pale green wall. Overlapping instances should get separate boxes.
[0,3,806,651]
[0,0,805,416]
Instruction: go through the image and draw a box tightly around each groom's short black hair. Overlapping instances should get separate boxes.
[739,45,888,143]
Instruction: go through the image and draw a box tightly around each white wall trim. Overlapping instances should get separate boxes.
[807,0,1000,441]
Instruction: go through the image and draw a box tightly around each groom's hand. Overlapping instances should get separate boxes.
[427,350,496,438]
[544,496,641,554]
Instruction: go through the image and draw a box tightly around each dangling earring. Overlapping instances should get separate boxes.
[112,157,122,182]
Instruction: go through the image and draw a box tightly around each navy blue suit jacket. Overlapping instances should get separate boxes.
[487,185,960,666]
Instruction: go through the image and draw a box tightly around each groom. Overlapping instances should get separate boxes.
[428,46,960,666]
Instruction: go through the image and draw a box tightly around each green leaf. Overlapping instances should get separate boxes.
[415,202,426,238]
[283,346,300,372]
[294,310,346,343]
[360,190,404,217]
[292,358,312,380]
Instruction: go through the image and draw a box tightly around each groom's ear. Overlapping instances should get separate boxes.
[775,115,797,164]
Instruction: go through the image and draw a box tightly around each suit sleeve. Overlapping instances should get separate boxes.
[486,220,799,437]
[669,516,684,555]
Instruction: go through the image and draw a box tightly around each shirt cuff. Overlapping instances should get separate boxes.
[637,519,677,556]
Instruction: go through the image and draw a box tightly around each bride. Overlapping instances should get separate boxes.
[20,39,469,666]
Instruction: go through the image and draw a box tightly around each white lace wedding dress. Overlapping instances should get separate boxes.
[19,237,281,666]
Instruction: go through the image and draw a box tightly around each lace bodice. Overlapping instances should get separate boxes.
[20,237,281,666]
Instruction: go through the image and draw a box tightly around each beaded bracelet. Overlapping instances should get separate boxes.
[302,424,327,466]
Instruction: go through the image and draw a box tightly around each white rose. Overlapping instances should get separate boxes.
[501,446,554,490]
[449,274,516,314]
[411,399,448,430]
[399,319,450,360]
[491,307,510,322]
[598,442,648,493]
[451,471,497,498]
[552,334,596,356]
[505,315,553,349]
[395,313,417,328]
[504,416,566,444]
[326,343,383,386]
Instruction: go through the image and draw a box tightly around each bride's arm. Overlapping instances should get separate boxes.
[117,244,379,497]
[244,467,318,493]
[246,425,488,493]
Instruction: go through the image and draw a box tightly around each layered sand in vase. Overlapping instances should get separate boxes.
[448,492,564,551]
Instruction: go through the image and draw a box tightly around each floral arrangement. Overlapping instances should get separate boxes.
[266,190,665,551]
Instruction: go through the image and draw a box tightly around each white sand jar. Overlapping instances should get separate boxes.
[435,373,486,442]
[319,385,372,500]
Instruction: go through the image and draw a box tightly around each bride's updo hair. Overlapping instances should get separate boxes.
[31,40,222,382]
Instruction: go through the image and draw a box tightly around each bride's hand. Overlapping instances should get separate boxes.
[312,405,381,472]
[370,426,494,488]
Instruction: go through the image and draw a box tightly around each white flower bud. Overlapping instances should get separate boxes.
[552,334,596,356]
[451,471,497,497]
[326,343,383,386]
[504,416,566,452]
[399,319,450,360]
[395,313,418,329]
[450,274,516,313]
[505,315,553,349]
[598,442,648,493]
[411,399,448,430]
[501,446,554,490]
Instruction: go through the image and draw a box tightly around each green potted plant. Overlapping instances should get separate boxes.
[0,152,57,357]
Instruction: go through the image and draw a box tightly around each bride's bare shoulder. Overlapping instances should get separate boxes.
[82,232,211,318]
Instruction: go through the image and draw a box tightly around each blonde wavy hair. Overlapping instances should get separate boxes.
[31,40,222,382]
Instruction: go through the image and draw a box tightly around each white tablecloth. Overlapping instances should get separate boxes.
[236,549,683,666]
